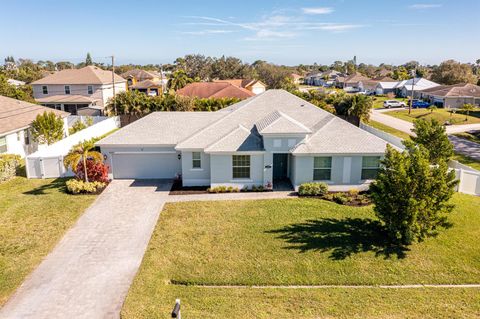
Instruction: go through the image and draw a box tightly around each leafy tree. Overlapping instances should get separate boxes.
[85,53,93,66]
[409,119,453,164]
[0,73,35,102]
[64,139,103,182]
[31,111,65,145]
[370,145,457,245]
[167,69,194,91]
[431,60,477,84]
[55,61,75,70]
[392,66,410,80]
[460,103,475,121]
[333,94,373,126]
[254,61,292,89]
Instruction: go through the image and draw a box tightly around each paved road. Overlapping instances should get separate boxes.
[372,108,480,135]
[0,179,172,319]
[448,135,480,161]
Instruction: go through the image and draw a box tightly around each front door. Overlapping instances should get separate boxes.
[273,153,288,180]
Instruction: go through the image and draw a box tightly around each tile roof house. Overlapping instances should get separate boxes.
[121,69,168,96]
[0,96,69,157]
[97,90,392,191]
[305,70,343,87]
[213,79,267,95]
[336,72,377,93]
[176,82,255,99]
[31,66,127,116]
[419,83,480,108]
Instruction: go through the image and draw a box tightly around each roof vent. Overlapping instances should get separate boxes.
[300,104,304,107]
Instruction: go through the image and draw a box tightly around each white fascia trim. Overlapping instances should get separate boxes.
[1,126,30,137]
[292,152,386,157]
[260,133,308,138]
[98,144,177,148]
[205,151,265,155]
[112,151,177,155]
[175,147,205,151]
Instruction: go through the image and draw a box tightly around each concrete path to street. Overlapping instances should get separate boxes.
[0,179,172,319]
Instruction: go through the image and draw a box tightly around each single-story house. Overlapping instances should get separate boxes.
[396,78,440,98]
[7,79,26,87]
[0,95,69,157]
[96,90,393,191]
[121,69,168,96]
[213,79,267,95]
[31,66,127,115]
[305,70,343,87]
[375,81,400,95]
[419,83,480,108]
[337,72,373,92]
[290,73,304,85]
[177,82,255,99]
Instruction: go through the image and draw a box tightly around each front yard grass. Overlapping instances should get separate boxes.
[384,108,480,125]
[0,176,96,306]
[367,120,412,140]
[122,195,480,318]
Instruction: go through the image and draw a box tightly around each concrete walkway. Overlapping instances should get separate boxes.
[0,179,172,319]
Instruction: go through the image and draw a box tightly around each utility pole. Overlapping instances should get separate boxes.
[409,69,416,115]
[111,55,117,115]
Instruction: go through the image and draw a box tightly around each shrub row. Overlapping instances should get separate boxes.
[298,182,328,196]
[207,186,240,193]
[0,154,21,182]
[66,179,106,194]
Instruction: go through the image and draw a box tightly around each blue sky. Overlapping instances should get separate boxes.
[1,0,479,66]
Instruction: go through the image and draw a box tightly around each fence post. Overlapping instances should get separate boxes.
[458,168,464,193]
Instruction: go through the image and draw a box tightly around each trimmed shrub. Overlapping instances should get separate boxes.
[0,154,21,182]
[207,186,240,193]
[298,182,328,196]
[66,179,106,194]
[76,159,109,183]
[332,193,348,205]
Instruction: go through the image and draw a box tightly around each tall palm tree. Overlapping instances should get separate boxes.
[461,103,475,121]
[64,139,103,182]
[167,69,194,91]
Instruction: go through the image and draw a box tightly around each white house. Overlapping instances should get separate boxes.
[97,90,396,191]
[31,66,126,116]
[0,96,69,158]
[396,78,440,98]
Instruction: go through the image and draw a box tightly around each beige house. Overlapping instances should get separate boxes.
[420,83,480,108]
[31,66,126,115]
[121,69,168,96]
[214,79,267,95]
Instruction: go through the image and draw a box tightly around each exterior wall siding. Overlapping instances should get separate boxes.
[210,154,264,188]
[181,151,211,186]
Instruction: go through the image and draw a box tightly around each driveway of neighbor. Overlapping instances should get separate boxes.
[0,179,172,319]
[371,108,414,135]
[448,135,480,161]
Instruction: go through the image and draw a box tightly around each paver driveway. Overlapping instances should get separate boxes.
[0,179,172,319]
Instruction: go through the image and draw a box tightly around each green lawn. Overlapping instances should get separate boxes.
[372,96,408,109]
[122,195,480,318]
[0,175,96,306]
[367,120,412,140]
[385,108,480,125]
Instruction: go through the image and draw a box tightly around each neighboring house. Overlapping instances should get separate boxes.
[214,79,267,95]
[121,69,168,96]
[395,78,440,98]
[304,70,342,87]
[419,83,480,108]
[177,82,255,99]
[97,90,392,191]
[7,79,26,87]
[31,66,126,116]
[338,72,374,93]
[0,95,69,157]
[290,73,304,85]
[375,80,401,95]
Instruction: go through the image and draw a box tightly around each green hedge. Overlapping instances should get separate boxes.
[0,154,21,182]
[298,182,328,196]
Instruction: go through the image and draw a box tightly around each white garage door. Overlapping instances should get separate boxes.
[112,153,181,179]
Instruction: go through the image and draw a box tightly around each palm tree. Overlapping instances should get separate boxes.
[64,139,103,182]
[167,69,194,91]
[460,103,475,121]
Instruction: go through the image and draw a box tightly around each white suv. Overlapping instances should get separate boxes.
[383,100,406,108]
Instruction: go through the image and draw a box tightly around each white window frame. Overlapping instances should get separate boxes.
[0,136,7,153]
[192,152,202,169]
[42,86,48,94]
[361,156,381,180]
[313,156,332,181]
[232,155,250,179]
[87,85,93,94]
[64,85,71,95]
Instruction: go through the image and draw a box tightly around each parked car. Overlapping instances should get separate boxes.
[383,100,406,108]
[412,100,431,108]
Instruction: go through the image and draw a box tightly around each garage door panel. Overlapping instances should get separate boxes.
[112,153,181,179]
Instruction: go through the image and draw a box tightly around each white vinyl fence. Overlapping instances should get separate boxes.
[360,122,480,196]
[26,116,120,179]
[67,115,109,126]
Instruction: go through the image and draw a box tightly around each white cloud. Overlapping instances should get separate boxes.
[302,7,334,15]
[181,29,235,35]
[409,4,442,9]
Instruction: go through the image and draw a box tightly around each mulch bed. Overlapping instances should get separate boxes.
[299,192,372,207]
[169,179,209,195]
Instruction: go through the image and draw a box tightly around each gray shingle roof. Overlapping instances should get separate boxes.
[98,90,390,155]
